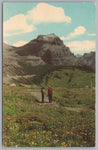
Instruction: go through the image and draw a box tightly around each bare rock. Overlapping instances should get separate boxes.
[10,83,16,87]
[19,83,31,88]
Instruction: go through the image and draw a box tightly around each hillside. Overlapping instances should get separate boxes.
[3,43,22,83]
[42,67,95,88]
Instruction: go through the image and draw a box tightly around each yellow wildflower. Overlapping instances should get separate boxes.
[32,142,34,145]
[66,131,69,134]
[61,142,65,146]
[83,141,87,143]
[55,134,58,137]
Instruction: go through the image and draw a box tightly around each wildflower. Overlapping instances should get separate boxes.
[7,136,10,140]
[32,142,34,145]
[46,136,50,141]
[53,139,59,144]
[55,134,58,137]
[80,132,84,135]
[61,142,65,146]
[66,131,69,134]
[4,142,7,146]
[26,122,29,126]
[34,143,37,146]
[83,141,87,143]
[11,142,14,146]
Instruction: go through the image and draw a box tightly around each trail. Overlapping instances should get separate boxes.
[31,90,85,112]
[32,91,49,103]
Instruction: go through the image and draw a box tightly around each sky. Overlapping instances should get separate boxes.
[3,2,96,55]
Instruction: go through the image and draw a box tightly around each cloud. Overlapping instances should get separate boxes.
[62,26,86,40]
[60,37,65,41]
[13,40,28,47]
[3,14,34,37]
[3,3,71,37]
[66,40,95,53]
[26,3,71,24]
[88,33,96,36]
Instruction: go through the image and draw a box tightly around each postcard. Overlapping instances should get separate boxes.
[3,2,96,147]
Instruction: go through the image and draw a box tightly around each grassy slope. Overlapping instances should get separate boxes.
[17,63,95,87]
[41,67,95,109]
[42,66,95,88]
[3,66,95,147]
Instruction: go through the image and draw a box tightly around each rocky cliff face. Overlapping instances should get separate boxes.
[16,33,76,65]
[37,33,63,45]
[77,52,95,72]
[3,43,21,83]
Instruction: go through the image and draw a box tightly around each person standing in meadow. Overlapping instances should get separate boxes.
[48,87,53,103]
[41,86,45,103]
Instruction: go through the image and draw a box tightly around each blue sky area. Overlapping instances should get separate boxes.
[3,2,96,55]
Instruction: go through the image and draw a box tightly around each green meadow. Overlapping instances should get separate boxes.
[3,66,95,147]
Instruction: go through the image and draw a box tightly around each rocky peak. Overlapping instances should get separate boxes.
[78,51,95,72]
[83,52,95,58]
[36,33,63,45]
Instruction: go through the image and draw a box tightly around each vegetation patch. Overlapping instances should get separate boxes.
[3,67,95,147]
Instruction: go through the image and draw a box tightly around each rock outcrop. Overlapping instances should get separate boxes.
[37,33,63,45]
[78,52,95,72]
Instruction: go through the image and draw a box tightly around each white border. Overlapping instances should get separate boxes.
[0,0,97,150]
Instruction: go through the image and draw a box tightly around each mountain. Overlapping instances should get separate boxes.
[3,34,95,84]
[15,33,76,65]
[78,52,95,72]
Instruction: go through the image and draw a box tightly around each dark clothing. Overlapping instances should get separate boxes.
[48,88,53,103]
[41,88,45,103]
[48,94,52,103]
[42,94,44,103]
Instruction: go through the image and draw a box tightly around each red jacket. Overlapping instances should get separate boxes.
[48,88,53,95]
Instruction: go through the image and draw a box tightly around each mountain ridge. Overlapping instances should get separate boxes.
[3,34,95,84]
